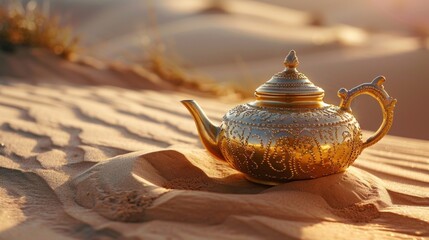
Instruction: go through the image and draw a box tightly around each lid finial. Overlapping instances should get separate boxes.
[284,50,299,69]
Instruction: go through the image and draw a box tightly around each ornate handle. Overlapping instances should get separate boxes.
[337,76,397,149]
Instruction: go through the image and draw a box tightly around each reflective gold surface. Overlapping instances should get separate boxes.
[182,50,397,185]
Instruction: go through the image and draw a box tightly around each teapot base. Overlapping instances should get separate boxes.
[244,174,284,186]
[243,171,348,186]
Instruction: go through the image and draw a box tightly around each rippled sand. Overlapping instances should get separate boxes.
[0,77,427,239]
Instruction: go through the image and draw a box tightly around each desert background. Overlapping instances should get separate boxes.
[0,0,428,239]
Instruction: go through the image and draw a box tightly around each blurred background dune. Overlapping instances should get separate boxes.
[1,0,428,140]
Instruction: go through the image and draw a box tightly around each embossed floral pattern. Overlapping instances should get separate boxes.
[218,104,363,182]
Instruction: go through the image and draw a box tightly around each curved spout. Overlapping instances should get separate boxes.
[181,100,223,159]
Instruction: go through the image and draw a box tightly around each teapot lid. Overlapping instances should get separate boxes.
[255,50,325,105]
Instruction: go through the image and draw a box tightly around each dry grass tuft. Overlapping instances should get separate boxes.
[146,46,234,96]
[199,0,229,15]
[0,1,78,60]
[412,24,429,49]
[148,48,199,89]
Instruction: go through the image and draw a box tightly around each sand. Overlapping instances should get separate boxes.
[0,49,428,239]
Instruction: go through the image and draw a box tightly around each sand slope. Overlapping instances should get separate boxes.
[0,75,427,239]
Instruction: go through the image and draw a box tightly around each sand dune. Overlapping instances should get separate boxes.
[47,0,428,67]
[0,49,175,90]
[55,0,310,46]
[259,0,429,33]
[83,1,315,64]
[91,15,346,66]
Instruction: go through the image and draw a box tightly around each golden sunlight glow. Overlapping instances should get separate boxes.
[335,26,368,46]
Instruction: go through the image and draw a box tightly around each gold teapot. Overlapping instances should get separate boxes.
[182,50,396,185]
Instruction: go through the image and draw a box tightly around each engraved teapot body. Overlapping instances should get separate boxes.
[182,50,396,185]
